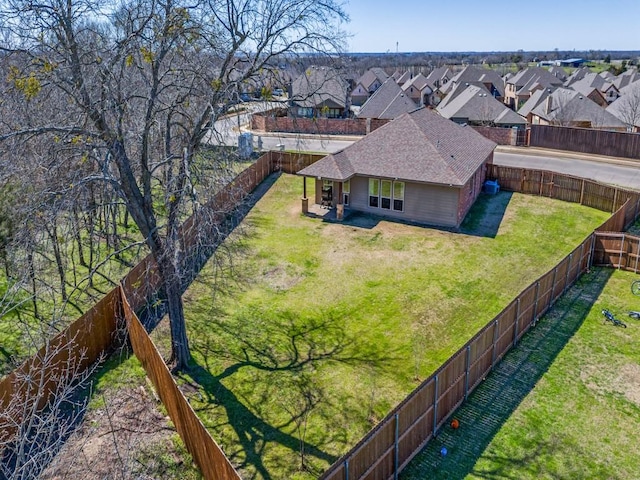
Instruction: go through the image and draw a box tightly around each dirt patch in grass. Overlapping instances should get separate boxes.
[262,264,304,291]
[42,385,194,480]
[619,363,640,406]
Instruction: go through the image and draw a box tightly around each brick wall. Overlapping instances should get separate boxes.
[251,110,390,136]
[472,126,518,145]
[456,155,491,225]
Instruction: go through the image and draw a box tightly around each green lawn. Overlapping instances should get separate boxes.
[402,267,640,479]
[168,173,609,479]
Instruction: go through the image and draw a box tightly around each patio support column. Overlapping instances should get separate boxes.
[301,177,309,214]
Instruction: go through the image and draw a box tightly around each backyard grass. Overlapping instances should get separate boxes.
[401,267,640,479]
[164,172,610,479]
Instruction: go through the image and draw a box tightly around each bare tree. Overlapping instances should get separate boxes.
[0,329,103,480]
[0,0,348,369]
[609,83,640,131]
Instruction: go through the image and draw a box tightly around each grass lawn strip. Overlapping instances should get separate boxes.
[401,267,640,479]
[172,173,608,479]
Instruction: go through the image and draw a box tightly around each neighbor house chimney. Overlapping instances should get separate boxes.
[545,95,553,114]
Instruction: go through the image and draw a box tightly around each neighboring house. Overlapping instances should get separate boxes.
[607,80,640,131]
[517,88,553,123]
[505,67,564,109]
[441,66,505,101]
[564,66,591,87]
[391,70,404,82]
[351,67,389,106]
[437,84,527,128]
[529,87,627,130]
[289,66,349,118]
[357,78,418,120]
[297,108,497,228]
[569,73,619,105]
[396,70,412,87]
[613,68,640,90]
[401,73,433,106]
[548,66,568,82]
[425,66,452,89]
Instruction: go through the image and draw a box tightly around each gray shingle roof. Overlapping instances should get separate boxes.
[509,67,564,91]
[517,88,552,117]
[396,71,412,85]
[357,78,418,119]
[402,73,431,92]
[298,108,496,186]
[357,67,389,91]
[530,88,626,128]
[437,85,526,126]
[448,66,505,98]
[607,81,640,127]
[290,66,348,109]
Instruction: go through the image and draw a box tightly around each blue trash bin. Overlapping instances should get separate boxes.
[484,180,500,194]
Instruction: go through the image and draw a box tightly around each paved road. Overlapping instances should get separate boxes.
[493,148,640,190]
[253,134,355,153]
[210,111,640,190]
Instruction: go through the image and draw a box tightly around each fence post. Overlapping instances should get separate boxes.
[491,319,499,368]
[618,234,626,269]
[513,298,520,347]
[613,188,619,212]
[394,413,400,480]
[588,233,596,270]
[533,281,540,326]
[464,345,471,400]
[580,179,585,205]
[433,375,439,437]
[345,459,349,480]
[563,253,573,293]
[550,267,558,306]
[539,171,544,196]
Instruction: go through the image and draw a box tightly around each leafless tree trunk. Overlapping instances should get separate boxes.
[0,0,348,370]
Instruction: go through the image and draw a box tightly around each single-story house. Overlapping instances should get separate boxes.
[357,78,418,120]
[351,67,389,106]
[437,84,527,128]
[289,66,349,118]
[529,87,627,130]
[297,108,497,228]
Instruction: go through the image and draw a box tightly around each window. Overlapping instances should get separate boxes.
[298,107,313,117]
[343,180,350,205]
[393,181,404,211]
[368,179,379,207]
[381,180,392,209]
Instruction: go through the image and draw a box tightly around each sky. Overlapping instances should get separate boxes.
[342,0,640,53]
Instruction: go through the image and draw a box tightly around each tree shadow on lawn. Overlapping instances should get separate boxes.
[400,267,613,480]
[183,305,399,479]
[459,191,513,239]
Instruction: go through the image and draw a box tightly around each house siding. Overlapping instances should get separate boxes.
[349,176,459,227]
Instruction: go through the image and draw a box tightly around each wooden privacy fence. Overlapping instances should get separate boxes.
[529,124,640,160]
[486,164,640,232]
[0,151,279,472]
[592,232,640,272]
[320,165,640,480]
[0,288,123,444]
[3,150,640,479]
[320,236,594,480]
[121,286,240,480]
